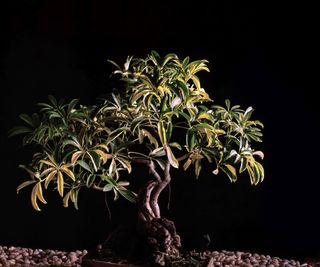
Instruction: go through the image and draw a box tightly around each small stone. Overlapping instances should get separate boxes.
[68,251,78,263]
[15,254,23,261]
[8,259,16,265]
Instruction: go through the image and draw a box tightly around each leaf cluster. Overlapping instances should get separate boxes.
[10,51,264,210]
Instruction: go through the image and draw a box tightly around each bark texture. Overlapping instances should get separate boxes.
[90,159,182,266]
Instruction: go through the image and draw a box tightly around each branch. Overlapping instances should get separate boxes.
[138,180,157,221]
[150,161,171,218]
[92,185,104,192]
[132,158,150,165]
[177,153,190,162]
[133,158,162,183]
[148,160,162,183]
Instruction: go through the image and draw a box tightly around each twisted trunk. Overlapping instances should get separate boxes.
[136,160,181,266]
[90,159,181,266]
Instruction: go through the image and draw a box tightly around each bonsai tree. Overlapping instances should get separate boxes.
[10,51,264,266]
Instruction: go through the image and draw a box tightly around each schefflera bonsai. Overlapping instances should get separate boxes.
[10,51,264,266]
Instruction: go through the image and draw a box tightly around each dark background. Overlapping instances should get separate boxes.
[1,0,319,262]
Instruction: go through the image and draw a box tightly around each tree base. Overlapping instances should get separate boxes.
[87,218,181,266]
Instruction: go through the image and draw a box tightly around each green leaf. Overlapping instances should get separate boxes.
[86,174,96,188]
[8,126,32,138]
[87,151,101,172]
[116,188,137,203]
[169,142,182,150]
[103,184,114,192]
[161,52,177,67]
[131,116,146,133]
[166,121,173,141]
[195,159,202,178]
[154,159,166,170]
[220,164,237,182]
[67,98,79,115]
[101,175,118,186]
[72,188,80,209]
[240,157,248,173]
[111,93,121,109]
[186,129,196,152]
[19,114,35,127]
[77,160,92,173]
[157,121,167,145]
[62,139,81,149]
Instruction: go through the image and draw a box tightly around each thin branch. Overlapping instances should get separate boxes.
[132,158,150,165]
[167,184,171,210]
[177,153,190,162]
[133,158,162,183]
[104,192,112,223]
[150,161,171,218]
[92,185,104,192]
[138,180,157,221]
[148,160,162,183]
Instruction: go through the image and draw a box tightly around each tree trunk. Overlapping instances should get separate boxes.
[89,160,181,266]
[136,160,181,265]
[137,217,181,266]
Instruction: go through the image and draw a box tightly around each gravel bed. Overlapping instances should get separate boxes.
[0,245,314,266]
[187,250,312,267]
[0,245,87,266]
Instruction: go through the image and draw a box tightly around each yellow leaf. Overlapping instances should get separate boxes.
[97,144,109,152]
[117,157,132,173]
[63,190,72,208]
[165,144,179,168]
[255,161,265,182]
[94,149,112,164]
[158,85,172,96]
[71,151,83,165]
[191,75,201,90]
[40,167,56,177]
[247,165,255,185]
[17,180,36,193]
[196,113,212,121]
[60,165,76,181]
[141,129,158,148]
[183,158,192,171]
[44,170,57,189]
[31,184,41,211]
[157,121,167,145]
[117,181,130,187]
[57,171,64,197]
[225,164,237,178]
[39,160,56,167]
[36,183,47,204]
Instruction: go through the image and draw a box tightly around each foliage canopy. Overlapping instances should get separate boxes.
[10,51,264,211]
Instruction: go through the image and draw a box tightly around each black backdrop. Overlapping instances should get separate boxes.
[1,0,319,262]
